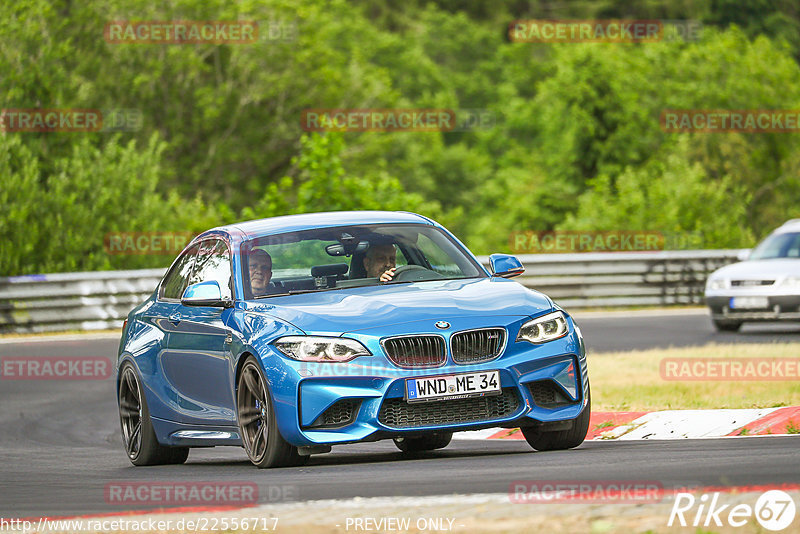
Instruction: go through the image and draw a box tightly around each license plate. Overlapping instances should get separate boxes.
[406,370,500,403]
[730,296,769,309]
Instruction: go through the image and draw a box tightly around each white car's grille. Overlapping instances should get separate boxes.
[731,280,775,287]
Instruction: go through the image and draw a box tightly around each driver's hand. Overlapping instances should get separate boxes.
[379,268,396,282]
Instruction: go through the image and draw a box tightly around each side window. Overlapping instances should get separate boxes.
[160,244,199,300]
[788,234,800,258]
[415,234,462,277]
[187,239,232,299]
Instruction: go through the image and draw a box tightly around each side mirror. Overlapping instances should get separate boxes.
[736,249,751,262]
[181,281,231,307]
[489,253,525,278]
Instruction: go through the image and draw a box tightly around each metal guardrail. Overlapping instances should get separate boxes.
[0,250,747,334]
[0,269,166,334]
[498,250,746,309]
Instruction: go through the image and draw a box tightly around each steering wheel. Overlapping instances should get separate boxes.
[390,264,444,282]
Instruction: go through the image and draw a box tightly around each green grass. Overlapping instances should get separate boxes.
[593,420,615,430]
[588,343,800,411]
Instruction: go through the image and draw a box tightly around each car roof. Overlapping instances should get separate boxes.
[214,211,436,239]
[777,218,800,233]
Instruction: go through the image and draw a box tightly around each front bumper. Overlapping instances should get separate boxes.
[263,317,589,447]
[706,294,800,321]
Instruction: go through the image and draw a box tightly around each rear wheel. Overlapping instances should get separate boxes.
[237,357,305,468]
[522,388,591,451]
[393,432,452,452]
[118,363,189,466]
[712,319,743,332]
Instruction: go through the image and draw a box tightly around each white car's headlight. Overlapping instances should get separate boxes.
[517,311,569,344]
[707,278,726,290]
[273,336,370,362]
[781,276,800,287]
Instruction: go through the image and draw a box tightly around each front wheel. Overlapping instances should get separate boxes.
[118,363,189,466]
[522,388,591,451]
[393,432,452,452]
[237,357,305,468]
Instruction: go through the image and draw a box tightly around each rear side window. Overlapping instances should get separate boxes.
[187,239,232,299]
[160,244,199,300]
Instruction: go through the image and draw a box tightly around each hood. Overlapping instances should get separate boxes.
[242,277,553,335]
[712,259,800,280]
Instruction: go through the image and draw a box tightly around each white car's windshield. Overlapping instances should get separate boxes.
[749,232,800,260]
[240,224,485,298]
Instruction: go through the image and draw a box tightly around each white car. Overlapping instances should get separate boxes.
[705,219,800,331]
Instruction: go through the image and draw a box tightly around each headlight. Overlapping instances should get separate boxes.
[781,276,800,287]
[517,311,569,344]
[273,336,370,362]
[707,278,726,290]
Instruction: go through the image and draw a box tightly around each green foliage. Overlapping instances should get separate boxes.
[0,133,191,274]
[560,138,755,248]
[242,132,439,221]
[3,0,800,275]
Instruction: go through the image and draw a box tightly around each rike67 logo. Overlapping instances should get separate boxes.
[669,490,796,531]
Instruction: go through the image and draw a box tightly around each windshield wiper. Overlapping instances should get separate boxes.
[288,286,350,295]
[383,276,472,285]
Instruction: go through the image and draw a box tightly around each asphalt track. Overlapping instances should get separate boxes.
[0,312,798,518]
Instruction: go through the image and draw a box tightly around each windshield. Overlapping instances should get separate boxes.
[749,231,800,260]
[240,223,485,298]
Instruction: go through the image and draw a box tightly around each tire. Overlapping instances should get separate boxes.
[393,432,452,452]
[713,319,743,332]
[237,356,304,468]
[118,363,189,466]
[522,387,591,451]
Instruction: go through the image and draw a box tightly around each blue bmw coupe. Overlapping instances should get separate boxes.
[116,211,590,468]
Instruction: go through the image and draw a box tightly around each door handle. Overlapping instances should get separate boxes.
[224,333,233,344]
[168,312,182,324]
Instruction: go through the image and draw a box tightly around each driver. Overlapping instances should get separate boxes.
[248,249,275,296]
[363,244,397,282]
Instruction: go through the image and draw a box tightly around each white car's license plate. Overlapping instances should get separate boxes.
[406,370,500,403]
[730,296,769,309]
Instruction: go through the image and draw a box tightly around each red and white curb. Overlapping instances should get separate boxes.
[453,406,800,441]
